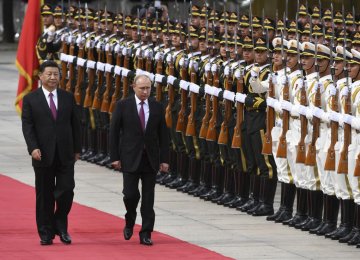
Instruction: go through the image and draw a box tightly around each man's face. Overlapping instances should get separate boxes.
[298,15,307,25]
[243,48,254,63]
[101,21,113,32]
[349,63,360,80]
[353,44,360,52]
[286,53,298,69]
[191,16,200,27]
[287,32,296,40]
[318,58,330,74]
[273,50,283,66]
[131,28,139,41]
[199,39,207,53]
[255,49,268,64]
[253,27,263,39]
[42,14,54,27]
[171,33,180,47]
[301,34,310,43]
[54,16,63,27]
[324,19,332,28]
[187,37,199,51]
[240,26,249,37]
[133,77,151,101]
[334,60,345,77]
[301,55,315,71]
[199,17,206,28]
[39,67,60,91]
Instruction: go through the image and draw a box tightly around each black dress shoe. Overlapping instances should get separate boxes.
[140,237,153,246]
[274,210,293,223]
[329,225,352,240]
[59,232,72,244]
[123,227,133,240]
[40,238,53,245]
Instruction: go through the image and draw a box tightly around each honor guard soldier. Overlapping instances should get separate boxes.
[37,4,56,64]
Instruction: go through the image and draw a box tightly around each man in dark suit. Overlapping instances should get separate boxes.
[110,75,169,246]
[22,60,81,245]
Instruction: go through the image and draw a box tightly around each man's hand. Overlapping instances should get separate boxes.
[159,163,169,173]
[75,153,80,162]
[111,160,121,170]
[31,149,41,161]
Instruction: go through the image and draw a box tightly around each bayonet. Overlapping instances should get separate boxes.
[137,8,140,40]
[342,4,349,88]
[330,2,335,83]
[155,11,160,45]
[145,9,149,44]
[104,5,109,36]
[235,4,239,60]
[285,0,288,23]
[353,5,356,33]
[262,8,265,37]
[282,12,286,82]
[224,1,229,60]
[249,0,254,46]
[85,3,90,32]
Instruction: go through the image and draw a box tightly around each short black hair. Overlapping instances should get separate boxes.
[39,60,59,73]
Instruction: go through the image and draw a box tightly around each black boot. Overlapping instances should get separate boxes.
[192,161,212,196]
[329,199,354,240]
[302,190,323,231]
[160,150,178,185]
[81,128,96,160]
[287,188,308,227]
[267,182,285,221]
[275,183,296,223]
[240,174,260,213]
[201,165,223,201]
[167,153,188,189]
[252,177,277,216]
[316,195,339,236]
[219,168,235,205]
[88,129,105,163]
[309,193,327,234]
[347,204,360,245]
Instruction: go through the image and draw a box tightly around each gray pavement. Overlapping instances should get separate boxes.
[0,45,359,259]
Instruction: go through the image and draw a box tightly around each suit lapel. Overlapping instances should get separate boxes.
[38,88,55,122]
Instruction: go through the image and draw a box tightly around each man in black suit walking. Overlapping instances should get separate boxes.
[22,60,81,245]
[110,75,169,246]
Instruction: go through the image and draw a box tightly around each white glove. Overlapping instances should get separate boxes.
[321,112,330,124]
[250,68,259,78]
[105,43,110,52]
[281,76,288,85]
[189,83,200,94]
[290,104,301,117]
[281,100,293,111]
[224,66,230,77]
[189,60,198,72]
[86,60,96,69]
[122,47,129,56]
[145,49,153,59]
[329,85,337,96]
[338,116,344,127]
[167,75,176,85]
[296,78,304,89]
[67,35,73,44]
[271,73,277,83]
[223,90,235,102]
[314,82,324,93]
[114,44,121,53]
[47,30,55,42]
[146,72,155,82]
[60,53,68,62]
[205,63,211,73]
[234,69,241,79]
[122,68,131,77]
[105,64,114,73]
[351,117,360,130]
[155,74,165,83]
[266,97,275,108]
[274,100,282,113]
[155,52,164,61]
[299,105,308,116]
[306,107,313,120]
[114,65,122,75]
[136,48,142,57]
[340,86,349,97]
[211,64,217,73]
[96,41,103,50]
[179,57,185,67]
[96,62,105,72]
[166,54,173,64]
[235,93,246,103]
[329,111,340,122]
[77,57,86,67]
[61,33,68,42]
[204,84,212,95]
[67,55,75,63]
[313,107,325,119]
[344,114,353,125]
[179,80,190,91]
[212,87,222,97]
[136,69,146,76]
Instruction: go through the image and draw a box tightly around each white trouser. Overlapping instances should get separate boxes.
[286,118,307,188]
[333,129,353,200]
[348,130,360,205]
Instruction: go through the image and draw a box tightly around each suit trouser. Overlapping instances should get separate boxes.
[122,152,156,238]
[34,154,75,240]
[348,131,360,205]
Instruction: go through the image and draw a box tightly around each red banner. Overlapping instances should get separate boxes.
[15,0,43,115]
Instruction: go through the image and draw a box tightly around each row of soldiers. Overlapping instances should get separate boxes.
[36,2,360,248]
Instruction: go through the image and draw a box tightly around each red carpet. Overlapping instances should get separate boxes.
[0,174,231,260]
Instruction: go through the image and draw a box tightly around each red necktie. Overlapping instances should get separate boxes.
[139,101,145,131]
[49,93,57,120]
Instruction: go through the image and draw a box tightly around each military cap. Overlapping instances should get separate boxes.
[242,35,254,49]
[316,44,334,60]
[333,11,343,24]
[162,20,173,33]
[113,13,123,25]
[272,37,288,52]
[209,9,219,21]
[311,6,321,18]
[219,11,230,23]
[229,12,238,23]
[301,42,315,57]
[337,29,352,43]
[240,14,250,27]
[189,24,199,38]
[232,33,242,46]
[151,19,162,32]
[299,4,307,16]
[220,33,233,45]
[66,6,77,18]
[100,10,114,23]
[172,22,186,36]
[345,12,355,25]
[124,15,132,28]
[199,5,208,17]
[131,17,140,29]
[312,24,323,37]
[302,22,311,34]
[322,8,332,20]
[53,5,65,17]
[324,27,335,40]
[199,27,207,40]
[349,49,360,65]
[207,29,220,43]
[74,8,84,20]
[334,46,352,61]
[252,16,262,28]
[287,20,301,33]
[83,8,95,20]
[353,32,360,45]
[140,18,147,30]
[276,19,285,31]
[254,37,267,51]
[41,4,53,15]
[287,39,303,54]
[190,5,201,16]
[264,18,275,30]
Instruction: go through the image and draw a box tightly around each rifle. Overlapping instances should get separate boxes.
[74,1,84,105]
[185,61,197,137]
[136,9,144,70]
[100,40,113,113]
[262,25,274,155]
[305,35,320,166]
[206,67,219,142]
[65,32,75,93]
[155,12,163,102]
[232,67,244,148]
[165,53,175,128]
[59,1,68,90]
[276,13,289,158]
[338,8,351,174]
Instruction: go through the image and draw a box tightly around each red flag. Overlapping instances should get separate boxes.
[15,0,43,115]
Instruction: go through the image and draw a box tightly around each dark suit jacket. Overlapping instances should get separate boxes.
[110,95,169,173]
[22,87,81,167]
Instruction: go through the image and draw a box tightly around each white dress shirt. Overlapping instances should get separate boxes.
[42,87,58,109]
[134,95,149,129]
